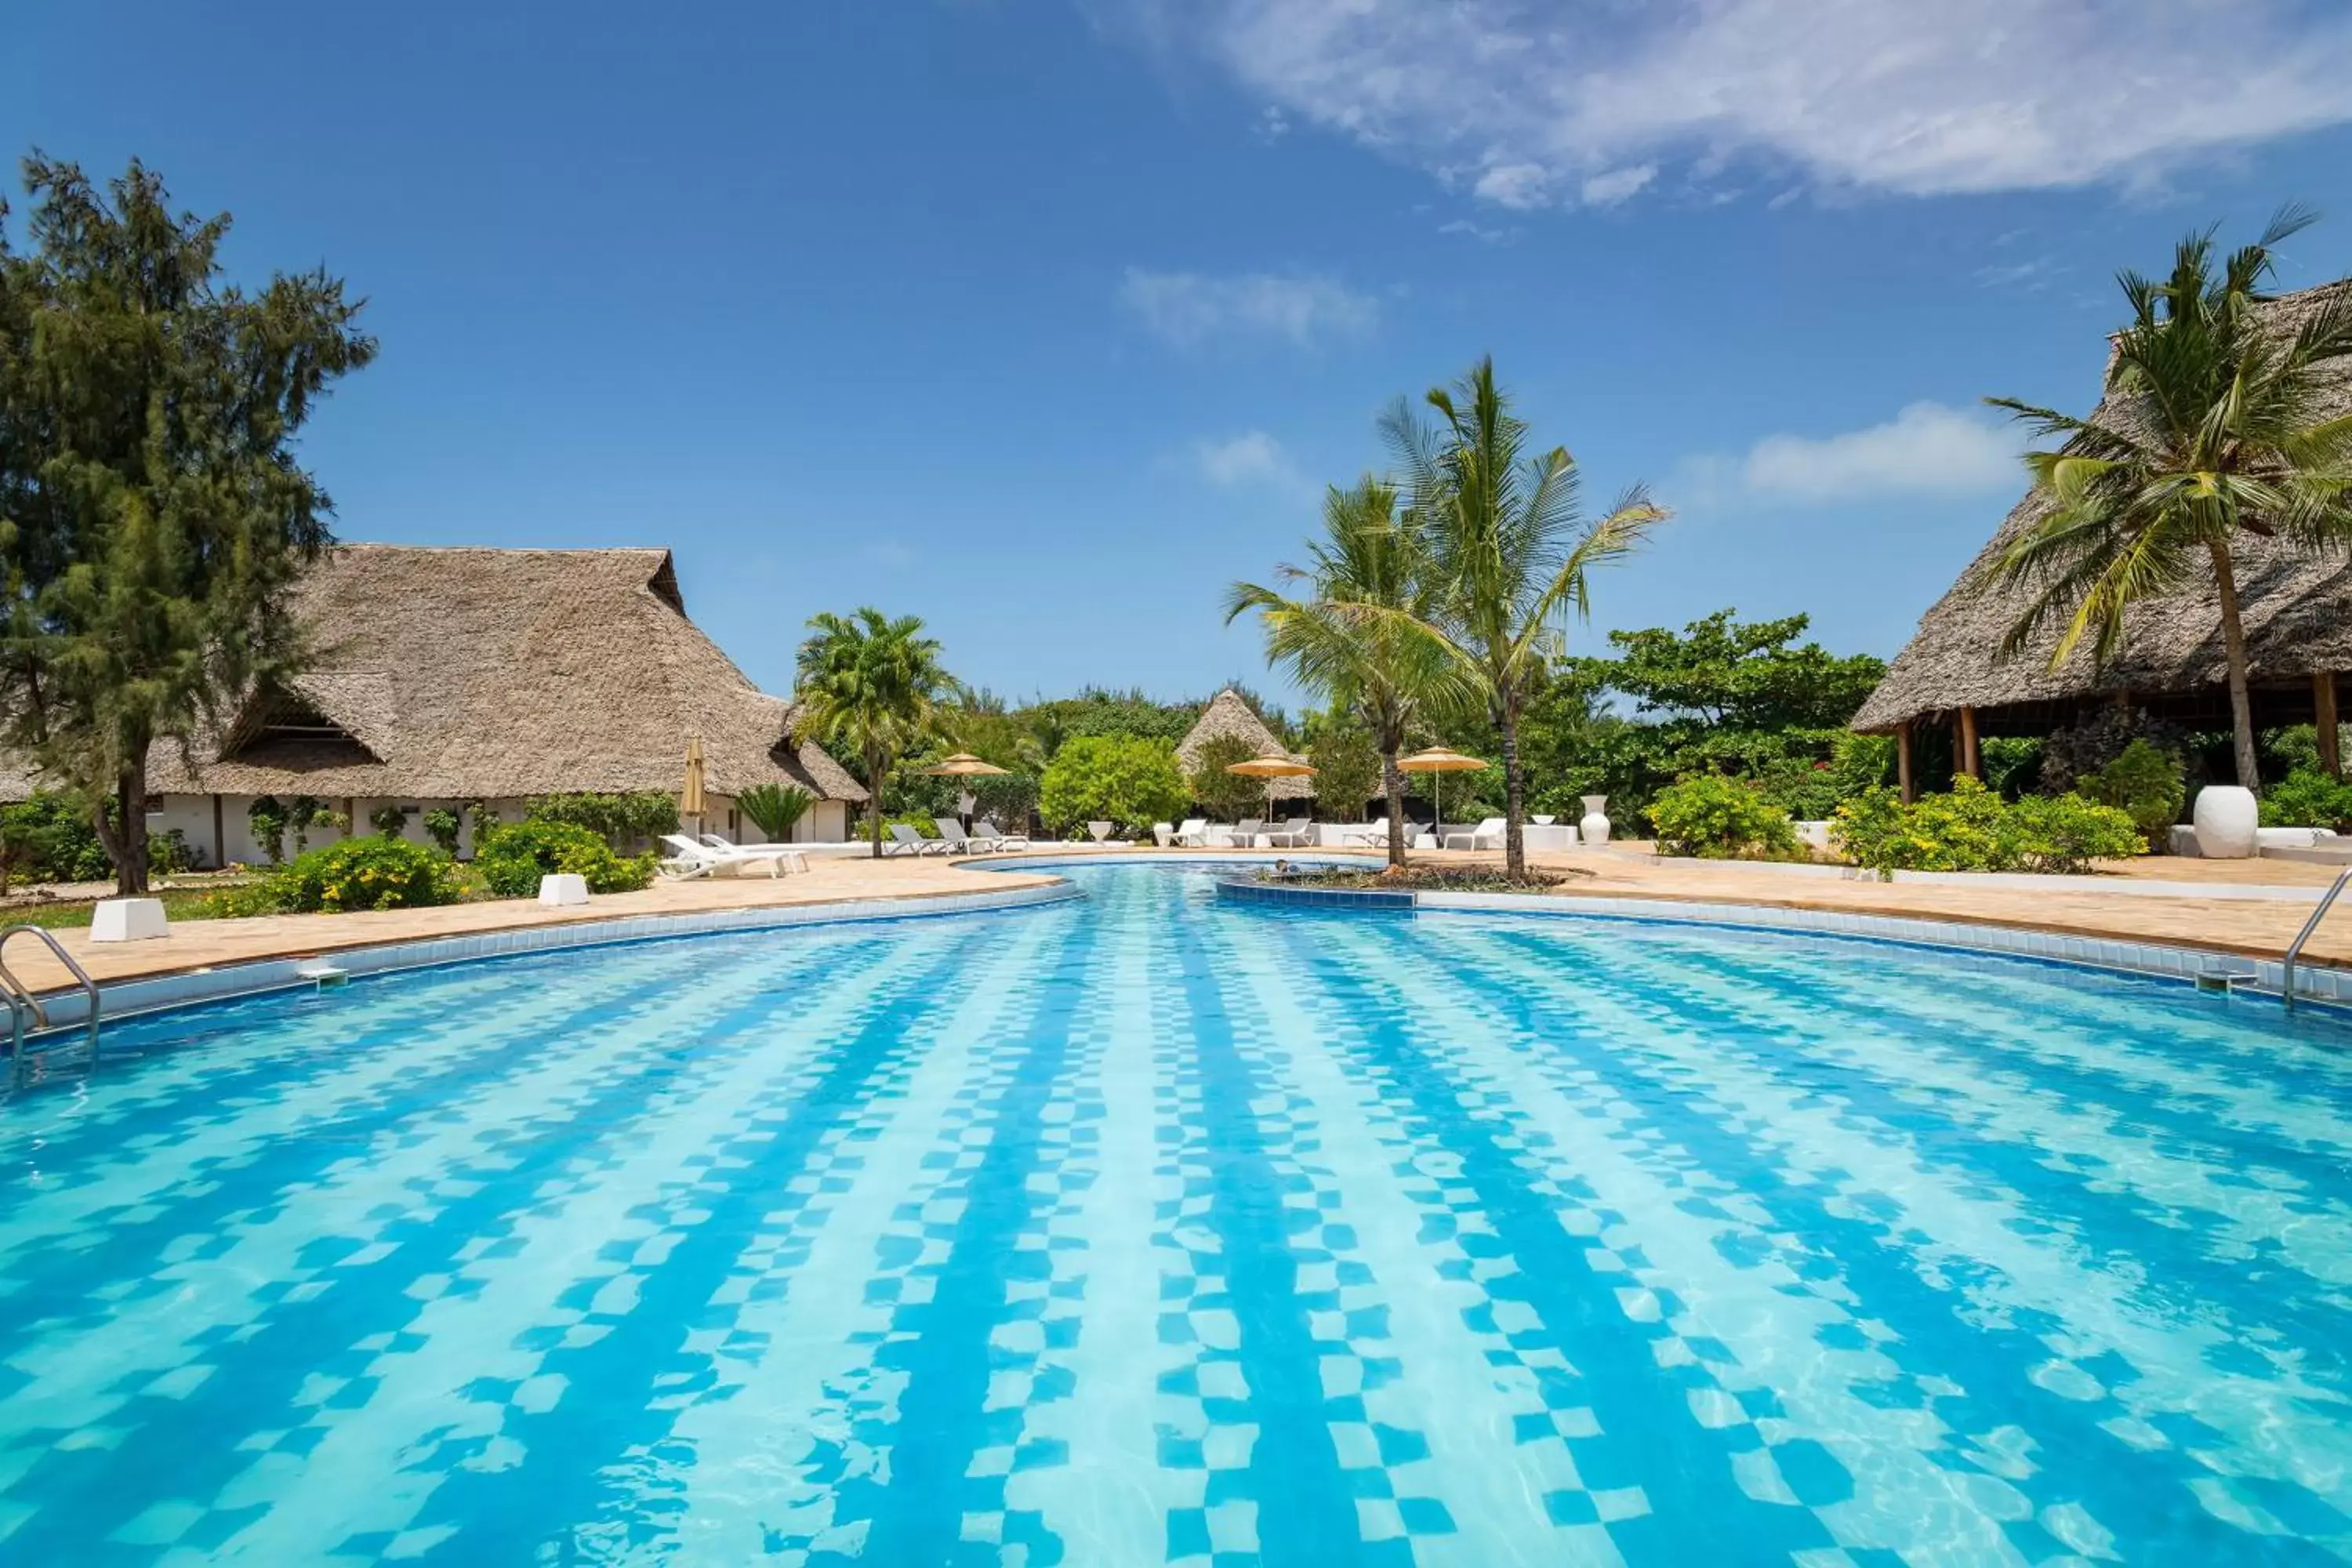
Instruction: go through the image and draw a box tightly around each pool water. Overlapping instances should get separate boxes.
[2,862,2350,1565]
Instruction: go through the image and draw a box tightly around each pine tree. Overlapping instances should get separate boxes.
[0,154,374,892]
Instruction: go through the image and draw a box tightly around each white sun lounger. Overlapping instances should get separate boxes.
[1265,817,1314,848]
[1171,818,1210,847]
[1338,817,1389,848]
[1441,817,1507,851]
[659,833,800,880]
[933,818,1003,854]
[976,818,1031,851]
[698,831,809,875]
[886,823,953,856]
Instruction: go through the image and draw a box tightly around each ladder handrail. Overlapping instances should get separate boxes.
[0,925,101,1084]
[2281,867,2352,1010]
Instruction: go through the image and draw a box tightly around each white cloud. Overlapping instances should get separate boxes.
[1738,403,2022,502]
[1118,267,1377,347]
[1102,0,2352,206]
[1193,430,1306,491]
[1580,164,1657,207]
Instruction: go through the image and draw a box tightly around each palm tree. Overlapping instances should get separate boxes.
[1225,477,1466,869]
[793,608,955,858]
[1991,206,2352,789]
[1382,358,1669,878]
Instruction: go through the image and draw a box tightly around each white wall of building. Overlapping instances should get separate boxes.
[153,791,854,866]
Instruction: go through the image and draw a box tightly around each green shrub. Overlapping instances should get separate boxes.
[473,820,657,898]
[228,836,464,913]
[524,790,681,847]
[1648,773,1803,859]
[421,808,463,857]
[737,782,816,840]
[1833,777,2141,877]
[2261,768,2352,833]
[1186,733,1272,822]
[370,804,409,838]
[2009,793,2146,873]
[1040,735,1190,837]
[0,791,114,886]
[1305,722,1383,819]
[248,795,290,863]
[2074,738,2184,846]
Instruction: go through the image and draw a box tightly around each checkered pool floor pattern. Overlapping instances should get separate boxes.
[2,862,2349,1564]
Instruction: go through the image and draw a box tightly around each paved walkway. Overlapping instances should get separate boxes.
[8,844,2347,999]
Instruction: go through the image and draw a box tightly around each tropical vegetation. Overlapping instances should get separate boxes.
[1646,774,1804,861]
[473,819,658,898]
[1989,206,2352,789]
[1832,779,2142,877]
[793,608,956,858]
[1382,358,1669,877]
[1037,735,1189,839]
[0,154,375,893]
[737,782,817,842]
[1228,477,1464,868]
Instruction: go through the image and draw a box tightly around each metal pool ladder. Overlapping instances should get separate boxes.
[0,924,101,1088]
[2282,867,2352,1011]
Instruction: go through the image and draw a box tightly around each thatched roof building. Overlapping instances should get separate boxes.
[1852,278,2352,784]
[2,543,865,810]
[1176,688,1313,801]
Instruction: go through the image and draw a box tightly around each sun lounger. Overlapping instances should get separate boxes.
[659,833,799,880]
[698,832,808,874]
[976,818,1030,851]
[885,823,952,857]
[1338,818,1389,848]
[1171,818,1210,847]
[933,818,1004,853]
[1232,818,1264,848]
[1441,816,1507,851]
[1265,817,1314,848]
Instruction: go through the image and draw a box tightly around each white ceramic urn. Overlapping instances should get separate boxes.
[1579,794,1612,846]
[2191,785,2259,858]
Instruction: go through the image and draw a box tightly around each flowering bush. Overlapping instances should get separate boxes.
[1832,777,2140,877]
[473,820,656,898]
[1646,773,1803,859]
[218,837,463,913]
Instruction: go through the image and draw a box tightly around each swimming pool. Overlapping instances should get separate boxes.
[2,861,2348,1564]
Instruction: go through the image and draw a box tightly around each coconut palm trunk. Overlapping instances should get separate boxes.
[2209,542,2262,789]
[1498,700,1526,877]
[1379,749,1408,870]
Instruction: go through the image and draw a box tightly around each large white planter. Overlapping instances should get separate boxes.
[537,873,591,907]
[90,897,169,942]
[1578,795,1612,846]
[2191,785,2259,858]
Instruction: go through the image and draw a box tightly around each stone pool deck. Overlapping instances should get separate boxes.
[6,844,2348,1000]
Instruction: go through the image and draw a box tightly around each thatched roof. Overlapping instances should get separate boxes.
[1176,688,1313,800]
[1853,278,2352,735]
[5,545,866,803]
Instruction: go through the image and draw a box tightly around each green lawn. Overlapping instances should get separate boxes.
[0,886,246,930]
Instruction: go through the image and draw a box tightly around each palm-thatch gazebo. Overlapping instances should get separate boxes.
[0,545,868,865]
[1175,688,1312,802]
[1851,278,2352,797]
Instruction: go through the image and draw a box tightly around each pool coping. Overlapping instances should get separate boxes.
[24,878,1083,1036]
[1214,877,2352,1011]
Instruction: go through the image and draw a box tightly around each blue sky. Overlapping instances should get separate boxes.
[9,0,2352,706]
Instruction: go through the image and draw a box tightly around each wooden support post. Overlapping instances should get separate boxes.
[1896,722,1915,804]
[1959,706,1981,780]
[212,794,225,870]
[2318,671,2343,779]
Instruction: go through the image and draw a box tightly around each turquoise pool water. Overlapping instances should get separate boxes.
[2,861,2349,1564]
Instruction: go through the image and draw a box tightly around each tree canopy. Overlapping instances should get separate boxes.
[0,153,376,891]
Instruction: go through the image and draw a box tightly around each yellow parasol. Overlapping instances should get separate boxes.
[1398,746,1487,841]
[1225,746,1318,825]
[922,753,1008,823]
[682,735,708,829]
